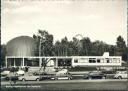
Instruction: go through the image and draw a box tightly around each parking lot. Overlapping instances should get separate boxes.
[1,67,128,90]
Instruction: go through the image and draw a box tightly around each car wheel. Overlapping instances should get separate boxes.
[36,78,40,81]
[118,76,122,79]
[22,78,25,81]
[102,76,106,79]
[89,77,91,80]
[54,78,56,80]
[68,77,71,80]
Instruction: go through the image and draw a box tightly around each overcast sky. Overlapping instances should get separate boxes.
[1,0,127,45]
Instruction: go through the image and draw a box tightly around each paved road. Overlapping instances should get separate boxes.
[1,79,128,90]
[1,79,127,85]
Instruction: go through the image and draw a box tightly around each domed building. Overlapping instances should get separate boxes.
[6,36,36,56]
[6,36,40,68]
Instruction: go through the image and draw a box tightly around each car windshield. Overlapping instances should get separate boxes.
[116,71,127,74]
[102,71,115,74]
[89,71,100,74]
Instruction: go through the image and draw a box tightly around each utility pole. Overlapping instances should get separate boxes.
[39,39,41,56]
[37,31,46,75]
[126,14,128,88]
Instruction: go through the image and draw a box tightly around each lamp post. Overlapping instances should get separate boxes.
[37,32,46,75]
[126,55,128,89]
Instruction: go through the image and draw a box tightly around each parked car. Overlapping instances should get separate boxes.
[101,70,116,79]
[83,71,106,79]
[40,74,54,80]
[56,69,68,75]
[114,71,128,79]
[1,76,6,81]
[5,72,19,81]
[16,70,25,76]
[52,73,72,80]
[1,70,10,76]
[18,73,40,81]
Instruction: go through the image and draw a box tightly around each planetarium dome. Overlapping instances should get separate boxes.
[6,36,36,56]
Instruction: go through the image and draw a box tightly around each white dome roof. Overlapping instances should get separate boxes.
[6,36,36,56]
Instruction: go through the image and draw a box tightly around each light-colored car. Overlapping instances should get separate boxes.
[1,70,10,76]
[5,72,19,81]
[18,73,40,81]
[56,69,68,75]
[16,70,25,76]
[114,71,128,79]
[51,73,72,80]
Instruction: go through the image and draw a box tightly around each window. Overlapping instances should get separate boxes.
[15,58,22,66]
[109,58,112,63]
[89,58,96,63]
[97,59,100,63]
[74,59,78,63]
[24,58,39,67]
[7,58,14,67]
[58,58,72,66]
[100,58,104,63]
[113,58,117,63]
[77,58,87,63]
[106,58,110,63]
[107,60,109,63]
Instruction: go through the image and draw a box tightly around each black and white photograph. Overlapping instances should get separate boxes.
[1,0,128,91]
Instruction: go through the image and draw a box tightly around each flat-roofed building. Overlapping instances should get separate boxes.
[5,36,122,72]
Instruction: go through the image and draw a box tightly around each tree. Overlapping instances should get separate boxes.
[116,36,127,61]
[33,30,54,56]
[80,37,92,56]
[33,30,54,72]
[1,44,6,67]
[109,45,116,56]
[54,41,62,56]
[72,37,80,55]
[61,37,69,56]
[91,41,109,56]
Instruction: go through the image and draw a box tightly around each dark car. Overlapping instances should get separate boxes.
[40,74,54,80]
[101,70,116,79]
[83,71,106,79]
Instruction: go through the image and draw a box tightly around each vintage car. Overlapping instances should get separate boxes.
[101,70,116,79]
[5,72,19,81]
[51,73,73,80]
[114,71,128,79]
[16,70,25,76]
[18,73,40,81]
[1,70,10,76]
[83,71,106,79]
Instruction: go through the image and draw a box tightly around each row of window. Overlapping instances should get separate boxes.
[7,58,40,67]
[74,58,120,63]
[7,58,72,67]
[7,57,121,67]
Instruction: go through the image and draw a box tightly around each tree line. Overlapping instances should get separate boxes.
[1,30,128,66]
[33,30,128,60]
